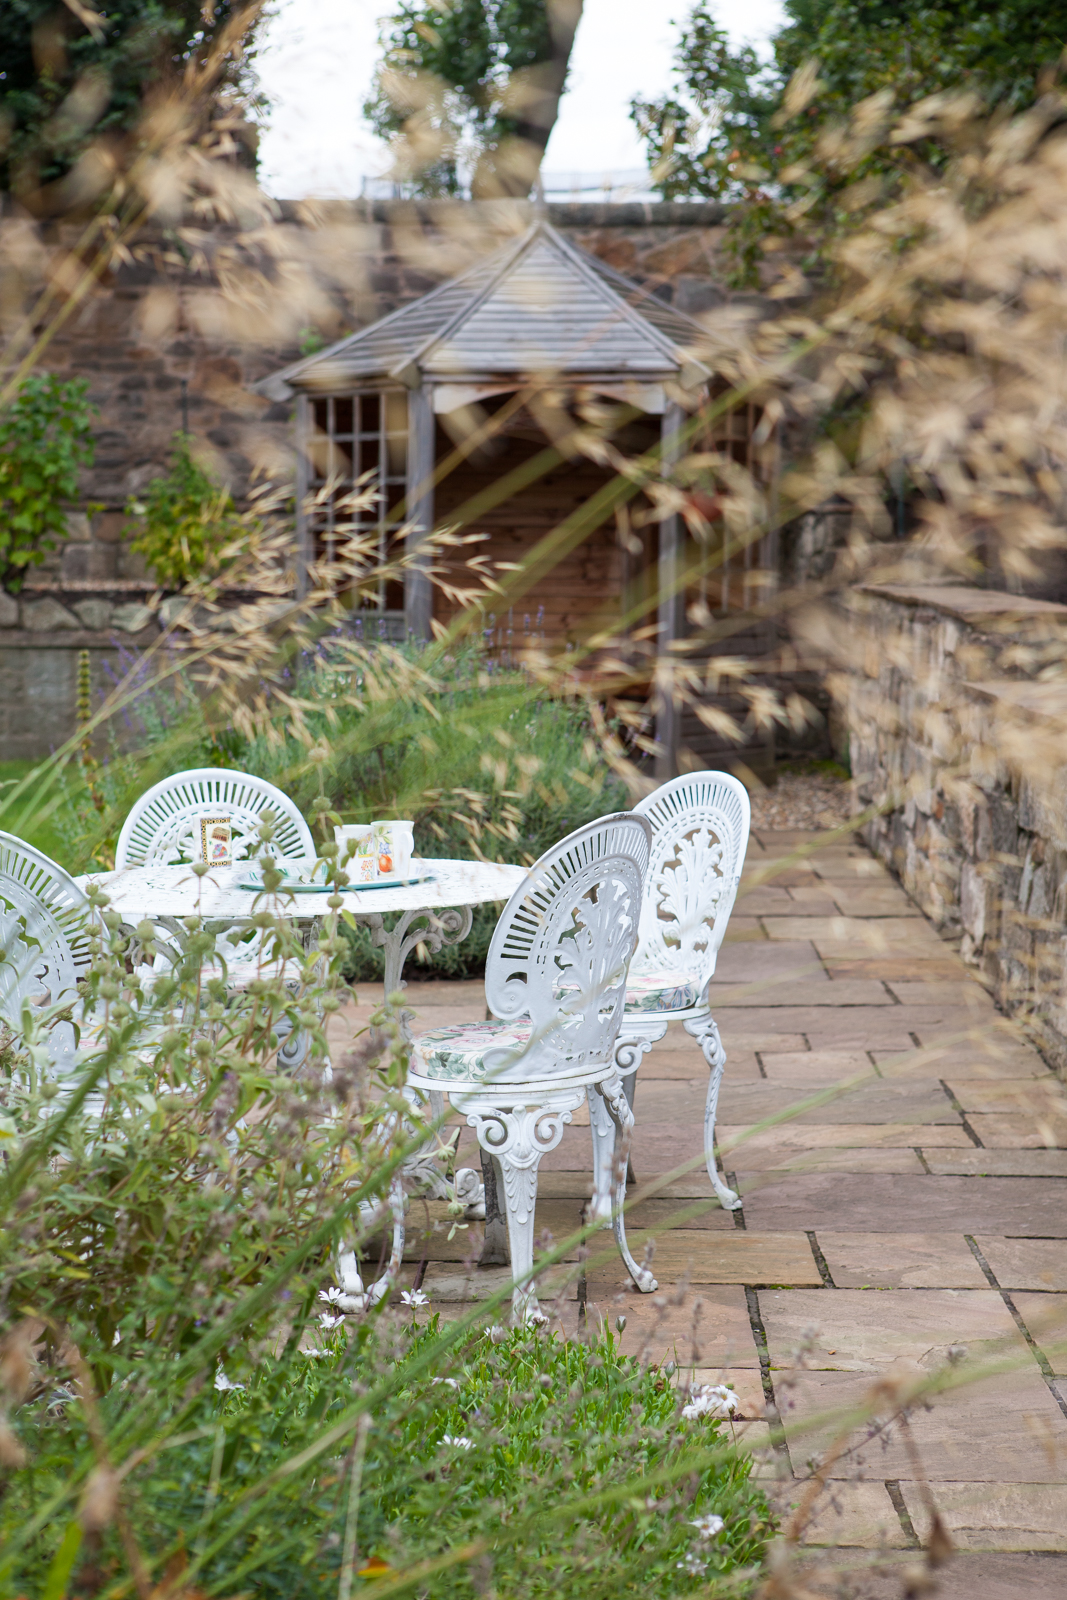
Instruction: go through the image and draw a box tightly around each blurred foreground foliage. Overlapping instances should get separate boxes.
[27,641,627,979]
[635,0,1067,283]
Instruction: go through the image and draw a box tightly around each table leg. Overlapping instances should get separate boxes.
[363,904,474,1042]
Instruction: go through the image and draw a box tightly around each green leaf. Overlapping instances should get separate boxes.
[41,1520,82,1600]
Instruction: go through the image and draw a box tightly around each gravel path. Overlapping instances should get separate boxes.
[748,769,853,833]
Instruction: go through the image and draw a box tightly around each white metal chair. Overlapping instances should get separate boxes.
[0,832,91,1075]
[376,812,656,1322]
[115,769,316,1070]
[589,771,751,1215]
[115,768,314,869]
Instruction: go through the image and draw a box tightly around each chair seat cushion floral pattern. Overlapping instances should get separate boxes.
[411,1019,533,1082]
[625,965,702,1013]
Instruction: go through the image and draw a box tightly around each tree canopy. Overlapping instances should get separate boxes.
[0,1,262,199]
[633,1,1067,281]
[365,0,582,197]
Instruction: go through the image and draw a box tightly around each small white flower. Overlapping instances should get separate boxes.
[488,1324,508,1345]
[681,1383,738,1421]
[214,1369,245,1392]
[319,1286,347,1305]
[431,1377,460,1389]
[690,1513,725,1539]
[401,1289,429,1308]
[676,1552,708,1575]
[319,1311,344,1331]
[441,1433,473,1450]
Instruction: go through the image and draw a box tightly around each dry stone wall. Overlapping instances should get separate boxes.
[821,584,1067,1074]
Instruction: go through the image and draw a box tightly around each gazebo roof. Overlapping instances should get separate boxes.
[259,219,711,401]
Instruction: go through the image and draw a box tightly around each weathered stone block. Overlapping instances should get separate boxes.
[73,598,112,630]
[0,591,18,627]
[22,597,79,631]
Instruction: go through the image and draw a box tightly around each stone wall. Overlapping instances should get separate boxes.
[822,583,1067,1073]
[4,197,753,758]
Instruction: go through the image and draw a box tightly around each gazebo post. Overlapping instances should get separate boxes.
[655,400,686,780]
[294,393,311,598]
[405,384,435,641]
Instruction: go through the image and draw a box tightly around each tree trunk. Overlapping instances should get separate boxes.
[474,0,584,198]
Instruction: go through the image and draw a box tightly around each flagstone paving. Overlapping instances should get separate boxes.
[331,826,1067,1596]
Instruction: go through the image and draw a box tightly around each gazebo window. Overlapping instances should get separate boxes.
[688,391,774,616]
[306,390,408,613]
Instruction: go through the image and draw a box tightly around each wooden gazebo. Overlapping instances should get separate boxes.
[260,219,774,772]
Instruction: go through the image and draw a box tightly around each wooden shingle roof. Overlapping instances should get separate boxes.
[259,220,710,399]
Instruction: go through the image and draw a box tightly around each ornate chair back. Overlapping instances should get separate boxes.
[115,768,314,869]
[484,812,651,1083]
[0,832,91,1070]
[631,771,751,1003]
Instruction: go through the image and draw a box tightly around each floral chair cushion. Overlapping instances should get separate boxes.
[411,1019,533,1083]
[624,965,702,1014]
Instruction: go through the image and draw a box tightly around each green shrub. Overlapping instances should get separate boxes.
[125,433,245,587]
[0,373,96,592]
[5,1318,768,1598]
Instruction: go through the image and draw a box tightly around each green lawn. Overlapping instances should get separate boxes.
[0,759,79,865]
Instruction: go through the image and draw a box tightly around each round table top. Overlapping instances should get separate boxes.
[77,858,528,921]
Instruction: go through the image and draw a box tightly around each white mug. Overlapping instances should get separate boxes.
[373,819,414,876]
[334,823,377,882]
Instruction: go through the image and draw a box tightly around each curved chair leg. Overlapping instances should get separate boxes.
[465,1101,574,1323]
[366,1175,407,1305]
[595,1070,657,1294]
[589,1032,655,1226]
[684,1013,741,1211]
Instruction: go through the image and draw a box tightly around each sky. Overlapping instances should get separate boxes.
[255,0,787,200]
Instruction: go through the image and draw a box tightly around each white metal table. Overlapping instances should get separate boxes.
[78,857,527,1036]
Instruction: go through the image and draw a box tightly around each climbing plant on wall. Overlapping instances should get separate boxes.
[0,373,96,594]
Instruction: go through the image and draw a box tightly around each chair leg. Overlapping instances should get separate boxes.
[465,1102,574,1323]
[587,1086,616,1227]
[684,1014,741,1211]
[595,1070,657,1294]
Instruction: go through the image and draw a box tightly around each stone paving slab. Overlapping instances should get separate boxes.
[760,1288,1027,1372]
[871,1041,1049,1077]
[780,1369,1067,1482]
[734,1148,928,1176]
[588,1230,823,1287]
[761,916,947,953]
[1012,1294,1067,1375]
[973,1237,1067,1290]
[788,1481,910,1549]
[815,1234,991,1289]
[922,1148,1067,1176]
[720,1123,973,1155]
[742,1175,1067,1234]
[900,1482,1067,1553]
[965,1113,1067,1147]
[947,1079,1067,1112]
[799,1551,1067,1598]
[718,1081,962,1125]
[714,979,896,1008]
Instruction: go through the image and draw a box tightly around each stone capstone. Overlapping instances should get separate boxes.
[21,597,79,632]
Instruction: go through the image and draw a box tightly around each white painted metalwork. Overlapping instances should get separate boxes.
[115,768,314,869]
[588,772,751,1216]
[403,813,655,1322]
[0,831,91,1074]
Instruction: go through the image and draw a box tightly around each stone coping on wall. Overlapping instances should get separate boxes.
[860,582,1067,625]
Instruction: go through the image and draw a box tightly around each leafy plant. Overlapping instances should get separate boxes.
[0,372,96,593]
[634,0,1067,284]
[0,0,264,194]
[125,433,245,587]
